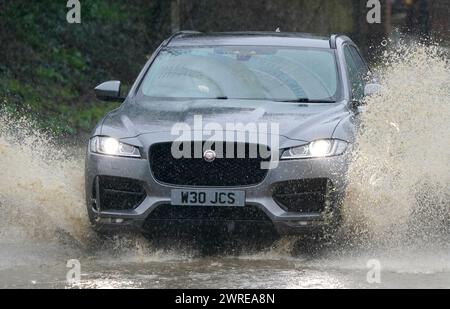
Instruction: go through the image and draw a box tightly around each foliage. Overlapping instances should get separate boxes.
[0,0,170,135]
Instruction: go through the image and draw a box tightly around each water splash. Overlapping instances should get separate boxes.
[343,43,450,248]
[0,113,90,244]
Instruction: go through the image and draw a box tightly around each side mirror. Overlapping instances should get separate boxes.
[94,81,122,102]
[364,83,381,97]
[352,83,382,111]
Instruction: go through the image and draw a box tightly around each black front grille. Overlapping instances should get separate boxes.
[94,176,146,211]
[272,179,330,213]
[149,142,270,186]
[146,204,272,222]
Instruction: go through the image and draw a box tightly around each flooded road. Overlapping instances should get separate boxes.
[1,234,449,289]
[0,43,449,289]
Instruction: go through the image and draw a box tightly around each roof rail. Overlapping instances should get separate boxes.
[164,31,202,46]
[329,34,343,49]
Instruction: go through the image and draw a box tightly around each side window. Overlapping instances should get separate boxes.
[349,46,369,81]
[344,45,364,100]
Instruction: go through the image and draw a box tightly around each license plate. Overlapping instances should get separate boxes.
[171,189,245,207]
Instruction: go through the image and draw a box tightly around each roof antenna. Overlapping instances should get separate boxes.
[275,27,281,33]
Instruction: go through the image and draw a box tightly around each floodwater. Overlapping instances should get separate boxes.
[1,236,449,289]
[0,43,449,289]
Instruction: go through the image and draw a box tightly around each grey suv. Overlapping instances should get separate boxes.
[86,32,379,237]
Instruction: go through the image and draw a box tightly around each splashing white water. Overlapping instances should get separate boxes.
[0,114,89,244]
[343,43,450,247]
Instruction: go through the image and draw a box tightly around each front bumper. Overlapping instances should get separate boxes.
[85,151,349,236]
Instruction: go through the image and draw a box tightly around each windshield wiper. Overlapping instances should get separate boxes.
[276,98,336,103]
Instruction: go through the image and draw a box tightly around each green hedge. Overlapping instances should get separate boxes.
[0,0,170,135]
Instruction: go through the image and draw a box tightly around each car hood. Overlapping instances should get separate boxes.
[100,98,350,143]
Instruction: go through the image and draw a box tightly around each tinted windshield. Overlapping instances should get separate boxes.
[140,46,341,102]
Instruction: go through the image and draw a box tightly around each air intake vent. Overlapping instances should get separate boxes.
[272,179,330,213]
[94,176,146,211]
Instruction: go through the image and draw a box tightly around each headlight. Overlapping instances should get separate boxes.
[90,136,141,158]
[281,139,348,160]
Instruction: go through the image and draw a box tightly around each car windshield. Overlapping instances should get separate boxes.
[140,46,341,102]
